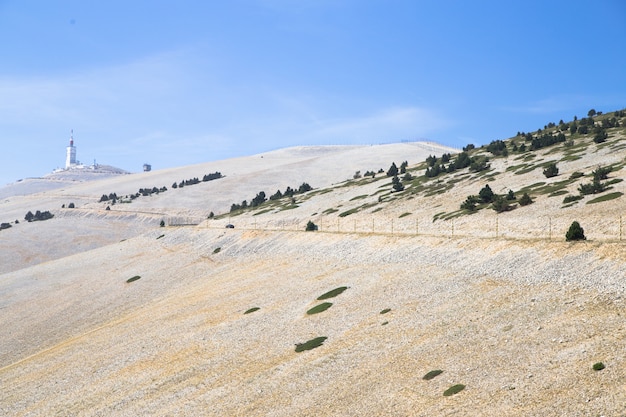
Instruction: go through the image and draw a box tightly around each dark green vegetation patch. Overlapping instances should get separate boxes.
[593,362,605,371]
[586,192,623,204]
[443,384,466,396]
[422,369,444,381]
[317,286,348,300]
[295,336,327,352]
[306,302,333,315]
[126,275,141,283]
[244,307,260,314]
[213,247,222,254]
[156,234,165,240]
[380,308,391,314]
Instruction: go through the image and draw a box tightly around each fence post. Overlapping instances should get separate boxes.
[495,214,499,238]
[548,216,552,241]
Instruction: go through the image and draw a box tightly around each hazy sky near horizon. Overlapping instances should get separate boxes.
[1,0,625,186]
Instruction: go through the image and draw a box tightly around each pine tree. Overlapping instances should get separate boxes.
[566,221,586,241]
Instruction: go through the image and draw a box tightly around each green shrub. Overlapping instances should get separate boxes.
[443,384,466,396]
[562,195,583,204]
[305,220,318,231]
[492,195,512,213]
[566,221,586,241]
[519,193,533,206]
[478,184,494,203]
[543,162,559,178]
[422,370,443,380]
[306,302,333,315]
[295,336,327,352]
[156,234,165,240]
[126,275,141,283]
[213,247,221,254]
[244,307,260,314]
[593,362,605,371]
[460,195,479,211]
[317,286,348,300]
[380,308,391,314]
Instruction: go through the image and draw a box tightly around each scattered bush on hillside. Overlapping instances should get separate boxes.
[244,307,260,314]
[295,336,327,352]
[518,193,533,206]
[460,195,480,211]
[386,162,399,177]
[593,128,608,144]
[305,220,318,231]
[506,190,516,200]
[563,195,583,204]
[578,166,611,196]
[380,308,391,314]
[478,184,495,203]
[317,286,348,300]
[529,132,567,150]
[486,139,508,156]
[0,222,12,230]
[463,144,475,152]
[24,210,54,222]
[593,362,605,371]
[492,195,512,213]
[443,384,466,396]
[160,220,165,227]
[469,156,490,172]
[126,275,141,283]
[569,171,584,180]
[391,175,405,192]
[566,221,586,241]
[306,302,332,315]
[543,163,559,178]
[230,182,313,213]
[422,370,444,380]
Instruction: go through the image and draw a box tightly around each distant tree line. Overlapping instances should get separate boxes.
[24,210,54,222]
[172,172,223,188]
[230,182,313,213]
[99,171,224,205]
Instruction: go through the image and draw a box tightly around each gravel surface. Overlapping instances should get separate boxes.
[1,227,625,416]
[1,140,625,416]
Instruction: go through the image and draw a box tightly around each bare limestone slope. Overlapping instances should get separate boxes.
[1,125,626,416]
[0,228,625,416]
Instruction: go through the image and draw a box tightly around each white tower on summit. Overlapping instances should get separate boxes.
[65,130,77,169]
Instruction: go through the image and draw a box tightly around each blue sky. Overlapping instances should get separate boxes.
[1,0,625,185]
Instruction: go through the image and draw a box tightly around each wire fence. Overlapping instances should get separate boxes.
[201,213,626,242]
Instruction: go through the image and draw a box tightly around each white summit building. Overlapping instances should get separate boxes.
[65,130,78,169]
[50,130,129,179]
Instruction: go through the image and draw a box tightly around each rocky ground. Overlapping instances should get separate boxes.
[1,139,625,416]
